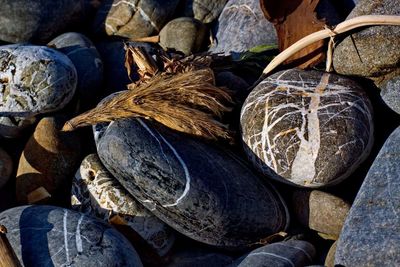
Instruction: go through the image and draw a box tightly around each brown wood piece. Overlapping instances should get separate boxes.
[0,226,22,267]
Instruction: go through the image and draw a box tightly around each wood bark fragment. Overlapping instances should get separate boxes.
[0,225,21,267]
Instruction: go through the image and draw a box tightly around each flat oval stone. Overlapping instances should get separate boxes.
[72,153,175,257]
[241,69,374,187]
[229,240,316,267]
[159,17,207,56]
[209,0,278,55]
[0,0,85,43]
[97,117,289,249]
[0,147,12,189]
[0,205,143,267]
[335,126,400,266]
[48,32,104,109]
[0,45,77,117]
[94,0,180,39]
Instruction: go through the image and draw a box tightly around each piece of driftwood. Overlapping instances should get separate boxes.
[0,225,21,267]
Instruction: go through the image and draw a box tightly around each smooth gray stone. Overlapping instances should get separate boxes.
[380,75,400,115]
[97,117,289,249]
[48,32,104,108]
[229,240,316,267]
[240,69,374,187]
[72,153,175,257]
[209,0,278,55]
[333,0,400,78]
[94,0,180,39]
[0,0,85,43]
[178,0,227,23]
[165,247,233,267]
[335,126,400,266]
[159,17,207,55]
[0,205,143,267]
[0,45,77,117]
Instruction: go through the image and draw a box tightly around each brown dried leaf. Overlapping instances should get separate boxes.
[260,0,327,68]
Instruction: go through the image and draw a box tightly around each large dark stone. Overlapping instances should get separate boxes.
[97,117,289,249]
[0,205,143,267]
[335,126,400,266]
[94,0,180,39]
[229,240,316,267]
[240,69,374,187]
[0,45,77,117]
[0,0,86,43]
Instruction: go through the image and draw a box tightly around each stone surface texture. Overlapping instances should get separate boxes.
[94,0,180,39]
[0,0,86,43]
[71,153,175,256]
[229,240,316,267]
[178,0,227,23]
[97,117,289,249]
[0,205,143,267]
[380,74,400,115]
[159,17,207,55]
[335,126,400,266]
[0,45,77,117]
[241,69,374,187]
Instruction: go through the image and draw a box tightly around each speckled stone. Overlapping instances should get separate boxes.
[97,117,289,249]
[209,0,277,55]
[178,0,227,23]
[16,115,81,204]
[380,74,400,115]
[94,0,180,39]
[0,0,86,43]
[71,153,175,257]
[0,45,77,117]
[229,240,316,267]
[333,0,400,78]
[0,147,12,189]
[159,17,207,55]
[0,116,36,138]
[241,69,374,187]
[335,126,400,266]
[293,190,350,239]
[48,32,103,108]
[0,205,143,267]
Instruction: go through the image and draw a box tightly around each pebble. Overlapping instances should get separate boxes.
[159,17,207,56]
[48,32,104,109]
[0,0,86,43]
[240,69,374,187]
[293,190,350,240]
[0,205,143,267]
[94,0,180,39]
[0,45,77,117]
[335,126,400,266]
[71,153,175,257]
[0,147,12,189]
[16,115,81,204]
[229,240,316,267]
[97,117,289,249]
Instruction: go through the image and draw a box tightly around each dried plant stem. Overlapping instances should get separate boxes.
[0,225,21,267]
[263,15,400,75]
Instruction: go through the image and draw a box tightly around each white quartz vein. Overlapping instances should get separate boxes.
[63,210,70,265]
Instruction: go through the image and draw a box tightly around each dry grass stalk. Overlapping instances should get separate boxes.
[263,15,400,75]
[124,44,159,84]
[63,69,234,141]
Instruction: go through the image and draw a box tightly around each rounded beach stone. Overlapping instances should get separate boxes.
[0,45,77,117]
[229,240,316,267]
[0,147,12,189]
[335,126,400,266]
[0,0,85,43]
[71,153,175,257]
[209,0,278,55]
[178,0,227,23]
[97,117,289,249]
[48,32,104,108]
[292,190,350,239]
[159,17,207,56]
[0,116,36,139]
[333,0,400,78]
[94,0,180,39]
[240,69,374,187]
[0,205,143,267]
[16,115,81,204]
